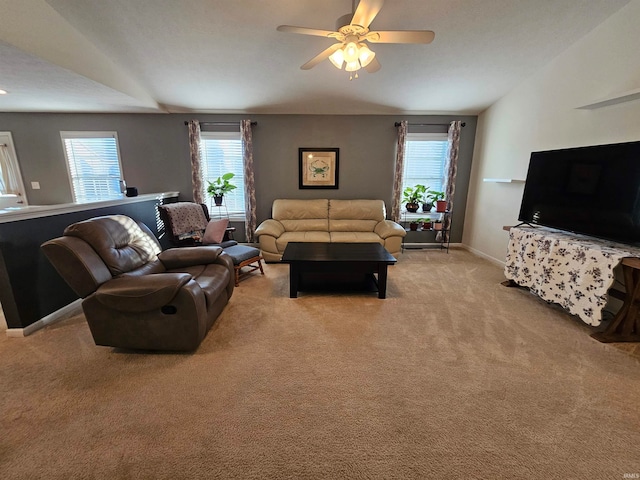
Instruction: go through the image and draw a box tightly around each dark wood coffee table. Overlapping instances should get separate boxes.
[281,242,397,299]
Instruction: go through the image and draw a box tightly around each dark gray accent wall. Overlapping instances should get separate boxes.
[0,113,477,242]
[0,113,194,205]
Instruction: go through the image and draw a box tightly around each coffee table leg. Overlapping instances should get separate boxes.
[289,263,299,298]
[378,264,388,299]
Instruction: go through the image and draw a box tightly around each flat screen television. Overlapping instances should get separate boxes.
[518,140,640,246]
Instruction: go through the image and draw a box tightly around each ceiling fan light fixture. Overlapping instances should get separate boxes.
[345,60,361,72]
[329,48,345,69]
[277,0,435,79]
[343,41,359,63]
[357,44,375,68]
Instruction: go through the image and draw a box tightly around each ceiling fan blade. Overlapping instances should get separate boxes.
[301,43,344,70]
[364,56,381,73]
[277,25,337,38]
[350,0,385,29]
[368,30,435,44]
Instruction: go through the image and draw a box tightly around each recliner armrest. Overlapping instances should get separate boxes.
[158,246,223,269]
[95,273,193,312]
[255,219,285,238]
[375,220,407,239]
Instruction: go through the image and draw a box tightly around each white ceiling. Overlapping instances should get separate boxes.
[0,0,631,115]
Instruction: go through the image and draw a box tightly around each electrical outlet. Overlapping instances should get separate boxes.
[31,181,40,189]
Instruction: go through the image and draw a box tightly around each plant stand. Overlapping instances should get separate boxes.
[400,210,451,253]
[209,197,234,240]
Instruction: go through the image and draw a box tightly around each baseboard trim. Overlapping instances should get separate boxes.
[460,244,505,268]
[6,299,83,337]
[402,242,462,250]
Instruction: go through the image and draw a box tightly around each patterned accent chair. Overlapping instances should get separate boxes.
[158,202,264,287]
[157,202,236,247]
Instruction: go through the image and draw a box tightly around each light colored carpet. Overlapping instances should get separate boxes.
[1,248,639,479]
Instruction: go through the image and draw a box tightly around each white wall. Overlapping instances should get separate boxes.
[463,0,640,264]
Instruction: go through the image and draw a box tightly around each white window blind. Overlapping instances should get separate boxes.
[200,131,245,218]
[403,133,448,196]
[61,132,124,203]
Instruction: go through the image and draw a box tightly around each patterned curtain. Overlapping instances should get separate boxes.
[391,121,408,222]
[0,145,21,195]
[438,121,462,242]
[187,119,204,204]
[241,120,257,243]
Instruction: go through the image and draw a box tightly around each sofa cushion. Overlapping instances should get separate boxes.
[330,232,385,244]
[330,219,379,232]
[275,231,331,253]
[328,199,385,232]
[169,263,231,307]
[280,218,329,232]
[273,199,329,232]
[64,215,162,277]
[95,273,192,312]
[273,198,329,220]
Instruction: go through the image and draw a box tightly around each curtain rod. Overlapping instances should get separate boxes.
[395,122,466,127]
[184,121,257,126]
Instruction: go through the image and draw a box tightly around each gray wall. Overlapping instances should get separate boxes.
[0,113,477,242]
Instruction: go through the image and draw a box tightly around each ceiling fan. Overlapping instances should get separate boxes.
[277,0,435,80]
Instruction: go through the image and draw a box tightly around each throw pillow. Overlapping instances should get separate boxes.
[202,219,229,245]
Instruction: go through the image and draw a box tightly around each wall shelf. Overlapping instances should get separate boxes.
[482,178,525,183]
[576,88,640,110]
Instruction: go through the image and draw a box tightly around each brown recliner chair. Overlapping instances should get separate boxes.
[41,214,234,351]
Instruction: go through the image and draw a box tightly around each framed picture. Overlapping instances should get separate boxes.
[298,148,339,189]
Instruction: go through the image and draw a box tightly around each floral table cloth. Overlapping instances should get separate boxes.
[504,226,640,326]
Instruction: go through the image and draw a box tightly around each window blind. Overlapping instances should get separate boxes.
[200,132,245,217]
[61,133,123,203]
[403,134,448,194]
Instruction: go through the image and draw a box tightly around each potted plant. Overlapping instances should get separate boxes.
[207,172,237,206]
[433,219,443,231]
[416,185,433,212]
[402,186,422,213]
[420,218,432,230]
[427,190,447,212]
[409,220,420,231]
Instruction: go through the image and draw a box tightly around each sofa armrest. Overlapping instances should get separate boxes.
[158,246,223,269]
[95,273,193,312]
[255,219,285,238]
[375,220,407,239]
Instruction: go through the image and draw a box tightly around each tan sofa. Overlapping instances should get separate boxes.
[255,199,406,262]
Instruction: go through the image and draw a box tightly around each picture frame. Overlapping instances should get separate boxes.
[298,148,339,189]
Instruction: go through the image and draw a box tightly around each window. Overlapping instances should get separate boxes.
[0,132,27,209]
[403,133,448,207]
[200,131,245,218]
[61,131,124,203]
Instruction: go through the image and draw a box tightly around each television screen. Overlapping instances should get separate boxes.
[518,140,640,245]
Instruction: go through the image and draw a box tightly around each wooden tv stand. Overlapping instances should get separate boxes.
[590,257,640,342]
